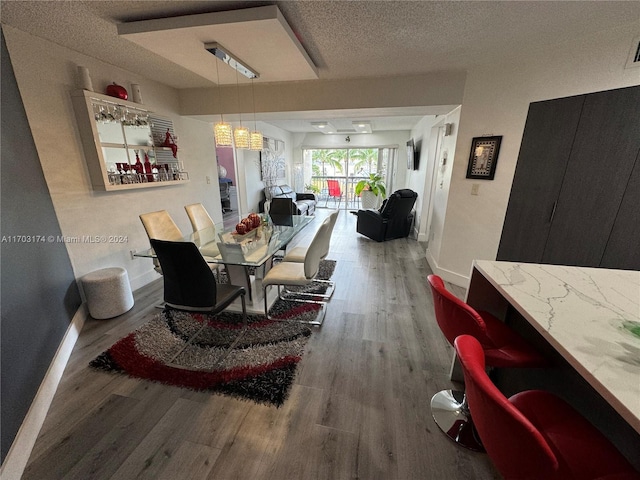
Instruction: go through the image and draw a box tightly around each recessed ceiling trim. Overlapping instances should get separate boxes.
[311,121,337,134]
[352,121,373,133]
[117,6,280,35]
[117,5,317,84]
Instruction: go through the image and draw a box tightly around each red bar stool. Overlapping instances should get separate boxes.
[454,335,640,479]
[427,274,548,451]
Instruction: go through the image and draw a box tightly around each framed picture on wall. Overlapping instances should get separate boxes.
[407,139,415,170]
[465,136,502,180]
[260,137,286,181]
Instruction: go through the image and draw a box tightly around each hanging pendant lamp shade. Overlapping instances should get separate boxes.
[214,122,233,147]
[234,126,250,149]
[250,131,263,151]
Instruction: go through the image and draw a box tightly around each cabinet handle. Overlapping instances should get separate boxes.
[549,201,557,223]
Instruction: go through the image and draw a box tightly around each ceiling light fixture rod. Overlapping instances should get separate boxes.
[213,55,233,147]
[205,42,259,79]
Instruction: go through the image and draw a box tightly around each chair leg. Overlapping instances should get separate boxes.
[240,293,247,328]
[263,284,327,326]
[280,280,335,301]
[430,389,485,452]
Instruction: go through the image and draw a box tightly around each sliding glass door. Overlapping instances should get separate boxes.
[303,147,396,209]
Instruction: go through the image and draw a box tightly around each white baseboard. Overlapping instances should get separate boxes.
[425,248,470,288]
[0,304,87,480]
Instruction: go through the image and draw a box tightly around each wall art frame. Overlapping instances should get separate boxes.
[466,135,502,180]
[260,137,286,182]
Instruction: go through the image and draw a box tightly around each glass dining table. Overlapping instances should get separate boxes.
[136,214,315,313]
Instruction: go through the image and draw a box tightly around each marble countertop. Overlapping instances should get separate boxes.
[472,260,640,433]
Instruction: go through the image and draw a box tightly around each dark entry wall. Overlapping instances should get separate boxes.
[1,28,82,462]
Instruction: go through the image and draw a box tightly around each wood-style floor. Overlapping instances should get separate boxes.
[22,209,500,480]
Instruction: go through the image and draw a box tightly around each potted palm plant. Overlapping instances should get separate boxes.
[355,173,387,209]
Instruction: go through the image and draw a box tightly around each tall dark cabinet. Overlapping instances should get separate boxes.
[497,85,640,270]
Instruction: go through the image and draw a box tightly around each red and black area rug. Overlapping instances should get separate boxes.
[89,260,335,407]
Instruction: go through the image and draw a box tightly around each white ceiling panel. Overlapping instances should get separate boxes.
[117,5,318,85]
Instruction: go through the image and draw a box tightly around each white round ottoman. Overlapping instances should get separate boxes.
[82,267,134,319]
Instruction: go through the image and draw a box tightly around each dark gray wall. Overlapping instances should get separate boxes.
[1,28,82,462]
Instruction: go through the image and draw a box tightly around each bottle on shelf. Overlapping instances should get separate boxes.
[143,151,154,182]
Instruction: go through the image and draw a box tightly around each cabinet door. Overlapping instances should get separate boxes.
[600,151,640,270]
[542,86,640,267]
[497,95,585,262]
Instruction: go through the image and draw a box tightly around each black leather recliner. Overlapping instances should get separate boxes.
[356,189,418,242]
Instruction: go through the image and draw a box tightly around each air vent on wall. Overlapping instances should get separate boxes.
[625,35,640,69]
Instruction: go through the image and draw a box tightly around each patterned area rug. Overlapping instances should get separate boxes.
[89,260,336,406]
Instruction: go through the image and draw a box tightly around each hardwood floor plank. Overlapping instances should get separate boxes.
[108,397,206,479]
[186,395,252,449]
[59,384,185,480]
[21,394,139,479]
[154,440,220,480]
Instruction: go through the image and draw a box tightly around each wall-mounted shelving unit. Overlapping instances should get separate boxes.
[71,89,189,191]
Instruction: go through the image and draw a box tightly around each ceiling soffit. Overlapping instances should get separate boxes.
[117,5,318,85]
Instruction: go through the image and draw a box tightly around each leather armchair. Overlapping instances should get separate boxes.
[356,189,418,242]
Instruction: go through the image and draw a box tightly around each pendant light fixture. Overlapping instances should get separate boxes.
[213,58,232,147]
[249,78,263,151]
[233,68,250,149]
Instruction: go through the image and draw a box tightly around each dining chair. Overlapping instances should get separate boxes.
[185,203,215,232]
[427,274,548,451]
[262,217,333,325]
[282,210,339,297]
[325,179,343,208]
[283,210,339,262]
[139,210,184,274]
[150,239,247,327]
[454,335,640,480]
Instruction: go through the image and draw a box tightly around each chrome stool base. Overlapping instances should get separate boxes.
[430,389,485,452]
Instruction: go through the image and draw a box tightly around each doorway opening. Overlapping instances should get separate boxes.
[216,147,239,230]
[302,147,397,209]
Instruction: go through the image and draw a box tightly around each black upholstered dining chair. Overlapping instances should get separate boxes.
[150,239,247,325]
[356,189,417,241]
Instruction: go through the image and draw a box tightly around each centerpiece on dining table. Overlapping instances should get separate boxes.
[219,213,271,255]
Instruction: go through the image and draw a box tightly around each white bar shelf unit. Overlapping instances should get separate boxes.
[71,89,189,191]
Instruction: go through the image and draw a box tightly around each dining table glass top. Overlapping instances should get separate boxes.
[137,214,314,268]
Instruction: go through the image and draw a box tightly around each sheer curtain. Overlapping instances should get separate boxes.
[379,147,397,194]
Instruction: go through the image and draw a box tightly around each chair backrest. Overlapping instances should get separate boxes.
[304,218,332,279]
[219,182,230,201]
[454,335,559,479]
[379,189,417,219]
[327,179,341,196]
[427,274,489,347]
[139,210,183,241]
[185,203,215,232]
[150,239,218,310]
[319,209,339,259]
[269,197,296,216]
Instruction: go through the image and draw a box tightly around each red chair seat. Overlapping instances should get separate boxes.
[511,390,640,480]
[456,335,640,480]
[479,310,549,368]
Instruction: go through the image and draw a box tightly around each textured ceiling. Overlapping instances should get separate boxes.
[2,1,640,132]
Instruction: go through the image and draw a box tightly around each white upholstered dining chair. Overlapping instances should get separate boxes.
[139,210,184,274]
[262,217,334,325]
[184,203,215,232]
[282,210,339,298]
